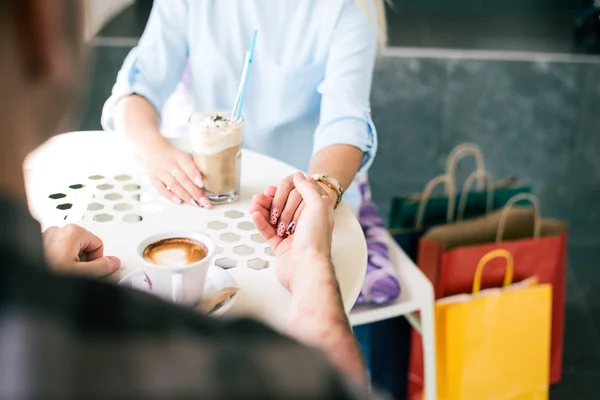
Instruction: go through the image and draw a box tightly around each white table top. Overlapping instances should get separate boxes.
[24,131,367,330]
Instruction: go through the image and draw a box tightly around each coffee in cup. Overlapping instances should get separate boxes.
[143,237,208,267]
[189,112,243,204]
[122,231,216,304]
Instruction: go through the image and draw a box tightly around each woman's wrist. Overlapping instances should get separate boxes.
[316,181,339,208]
[140,133,171,159]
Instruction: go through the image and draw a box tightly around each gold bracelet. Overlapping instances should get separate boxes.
[311,174,343,209]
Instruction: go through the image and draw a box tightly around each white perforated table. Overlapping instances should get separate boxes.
[24,131,367,330]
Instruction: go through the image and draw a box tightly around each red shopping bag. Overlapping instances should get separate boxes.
[409,194,566,398]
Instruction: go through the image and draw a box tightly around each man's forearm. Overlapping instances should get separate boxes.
[114,95,169,157]
[286,258,366,383]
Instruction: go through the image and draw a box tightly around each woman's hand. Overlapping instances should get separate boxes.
[249,174,334,290]
[269,174,337,237]
[144,142,212,208]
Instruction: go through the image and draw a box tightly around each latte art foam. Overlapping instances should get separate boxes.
[143,237,208,267]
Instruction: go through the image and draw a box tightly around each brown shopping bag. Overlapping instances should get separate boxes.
[408,194,567,398]
[433,249,551,399]
[389,143,532,230]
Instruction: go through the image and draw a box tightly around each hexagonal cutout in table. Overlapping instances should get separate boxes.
[87,202,103,211]
[237,221,255,231]
[96,183,114,191]
[264,247,275,257]
[233,245,254,256]
[224,210,244,219]
[88,175,104,180]
[247,258,270,270]
[69,184,85,190]
[56,203,72,210]
[250,233,265,244]
[215,257,237,269]
[114,175,132,181]
[93,213,113,223]
[113,203,133,212]
[105,193,123,201]
[123,184,141,191]
[123,214,143,223]
[219,232,241,243]
[49,193,66,200]
[207,221,227,230]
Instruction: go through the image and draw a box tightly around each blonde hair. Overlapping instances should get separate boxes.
[355,0,388,47]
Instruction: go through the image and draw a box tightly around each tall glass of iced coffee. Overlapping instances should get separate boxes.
[189,112,243,204]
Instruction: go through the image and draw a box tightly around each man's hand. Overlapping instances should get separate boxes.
[250,173,366,383]
[249,173,334,291]
[268,173,337,238]
[42,224,121,278]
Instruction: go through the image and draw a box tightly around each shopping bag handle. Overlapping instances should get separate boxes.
[456,169,494,221]
[496,193,541,243]
[415,174,456,230]
[472,249,514,295]
[444,143,486,195]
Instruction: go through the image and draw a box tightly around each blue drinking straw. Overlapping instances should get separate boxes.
[231,30,257,121]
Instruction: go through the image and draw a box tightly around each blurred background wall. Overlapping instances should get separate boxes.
[84,0,134,40]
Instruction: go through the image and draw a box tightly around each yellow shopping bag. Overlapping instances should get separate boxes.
[435,249,552,400]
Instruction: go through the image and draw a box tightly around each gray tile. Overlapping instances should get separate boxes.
[562,273,600,372]
[388,12,578,53]
[550,372,600,399]
[386,0,578,14]
[562,65,600,241]
[369,57,447,221]
[567,245,600,335]
[440,60,586,221]
[73,46,133,131]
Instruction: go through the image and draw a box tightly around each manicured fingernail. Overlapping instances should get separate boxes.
[286,222,295,235]
[191,199,201,207]
[172,196,182,204]
[277,222,286,237]
[194,177,204,188]
[270,209,279,225]
[200,197,212,208]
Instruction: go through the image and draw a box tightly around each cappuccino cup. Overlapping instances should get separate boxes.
[120,231,215,305]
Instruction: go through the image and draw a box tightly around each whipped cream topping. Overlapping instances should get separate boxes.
[189,112,243,155]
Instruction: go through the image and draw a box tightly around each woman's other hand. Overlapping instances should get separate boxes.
[144,142,212,208]
[269,173,337,237]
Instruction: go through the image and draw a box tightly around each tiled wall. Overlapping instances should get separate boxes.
[368,52,600,243]
[387,0,582,14]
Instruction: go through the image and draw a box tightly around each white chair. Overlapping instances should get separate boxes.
[350,232,436,400]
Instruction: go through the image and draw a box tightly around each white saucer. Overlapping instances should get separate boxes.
[118,266,239,317]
